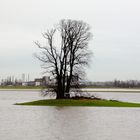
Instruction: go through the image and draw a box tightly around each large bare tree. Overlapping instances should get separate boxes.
[35,19,92,99]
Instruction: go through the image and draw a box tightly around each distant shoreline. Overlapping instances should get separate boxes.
[0,89,41,91]
[81,88,140,92]
[0,88,140,92]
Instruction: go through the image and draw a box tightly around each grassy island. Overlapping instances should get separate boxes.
[15,99,140,107]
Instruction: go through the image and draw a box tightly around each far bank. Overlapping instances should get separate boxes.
[0,86,140,93]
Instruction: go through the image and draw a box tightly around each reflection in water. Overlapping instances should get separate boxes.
[0,91,140,140]
[39,107,91,140]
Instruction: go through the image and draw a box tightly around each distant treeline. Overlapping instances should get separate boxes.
[1,77,140,88]
[81,80,140,88]
[113,80,140,88]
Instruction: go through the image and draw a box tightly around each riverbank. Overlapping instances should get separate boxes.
[15,99,140,107]
[1,87,140,92]
[82,88,140,92]
[0,86,41,90]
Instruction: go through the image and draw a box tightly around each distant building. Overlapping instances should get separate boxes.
[20,76,51,86]
[22,82,28,86]
[34,76,51,86]
[27,81,35,86]
[43,76,51,85]
[34,78,43,86]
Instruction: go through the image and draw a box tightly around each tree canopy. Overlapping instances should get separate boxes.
[35,19,92,99]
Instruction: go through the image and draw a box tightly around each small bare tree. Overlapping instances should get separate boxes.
[35,19,92,99]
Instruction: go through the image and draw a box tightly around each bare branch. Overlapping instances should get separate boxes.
[35,19,93,99]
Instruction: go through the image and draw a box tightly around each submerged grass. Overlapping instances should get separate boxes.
[15,99,140,107]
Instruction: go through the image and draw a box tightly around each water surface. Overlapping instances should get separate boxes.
[0,91,140,140]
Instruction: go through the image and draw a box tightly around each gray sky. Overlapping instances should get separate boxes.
[0,0,140,81]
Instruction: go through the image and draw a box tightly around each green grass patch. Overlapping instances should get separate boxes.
[15,99,140,107]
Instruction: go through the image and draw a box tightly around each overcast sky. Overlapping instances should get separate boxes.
[0,0,140,81]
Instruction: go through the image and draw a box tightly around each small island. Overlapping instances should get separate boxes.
[15,98,140,107]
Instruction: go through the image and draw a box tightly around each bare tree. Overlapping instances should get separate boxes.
[35,19,92,99]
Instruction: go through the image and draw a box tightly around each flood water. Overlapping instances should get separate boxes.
[0,90,140,140]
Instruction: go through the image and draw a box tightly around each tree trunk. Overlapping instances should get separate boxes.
[56,78,65,99]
